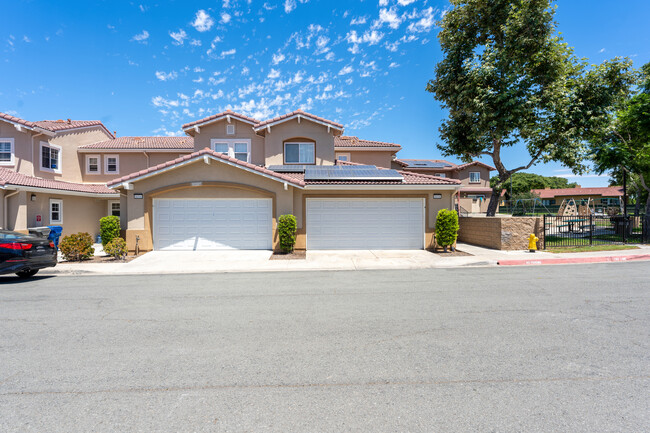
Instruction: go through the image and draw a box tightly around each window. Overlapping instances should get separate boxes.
[467,194,485,201]
[336,153,350,162]
[50,199,63,224]
[469,171,481,183]
[109,201,120,217]
[435,173,446,178]
[284,142,315,164]
[86,155,100,174]
[0,138,15,165]
[210,139,251,162]
[105,155,119,174]
[40,142,61,173]
[226,124,235,135]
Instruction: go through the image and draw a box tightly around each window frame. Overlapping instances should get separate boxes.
[108,200,120,217]
[50,199,63,224]
[40,142,62,174]
[210,139,251,163]
[284,141,316,165]
[226,124,235,135]
[335,152,350,162]
[435,172,446,178]
[104,154,119,174]
[85,154,101,175]
[0,138,15,166]
[469,171,481,184]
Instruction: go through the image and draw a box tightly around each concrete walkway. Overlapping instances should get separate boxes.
[38,243,650,276]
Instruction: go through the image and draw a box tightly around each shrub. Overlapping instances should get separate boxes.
[436,209,459,252]
[278,214,297,253]
[59,232,95,261]
[104,237,128,260]
[100,215,121,247]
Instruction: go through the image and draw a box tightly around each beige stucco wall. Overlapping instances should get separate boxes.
[79,152,187,183]
[191,119,265,165]
[4,191,28,232]
[458,216,544,250]
[0,121,37,176]
[340,150,395,168]
[26,193,109,238]
[263,119,335,166]
[455,166,492,187]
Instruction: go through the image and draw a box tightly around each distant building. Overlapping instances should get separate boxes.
[531,186,624,207]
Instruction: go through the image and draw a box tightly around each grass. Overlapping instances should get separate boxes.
[546,245,640,253]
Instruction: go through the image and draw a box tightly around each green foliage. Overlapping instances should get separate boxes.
[59,232,95,261]
[427,0,637,215]
[436,209,459,249]
[99,215,121,247]
[492,172,578,200]
[104,237,128,260]
[278,214,297,253]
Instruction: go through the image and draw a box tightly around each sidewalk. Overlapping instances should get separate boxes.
[39,243,650,276]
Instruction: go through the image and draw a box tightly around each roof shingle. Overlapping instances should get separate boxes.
[79,136,194,150]
[334,136,401,149]
[0,168,116,195]
[532,186,624,199]
[182,110,260,129]
[254,109,344,130]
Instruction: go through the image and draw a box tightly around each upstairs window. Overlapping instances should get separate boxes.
[86,155,100,174]
[0,138,15,165]
[105,155,119,174]
[210,139,251,162]
[234,143,248,161]
[285,142,315,164]
[213,143,229,154]
[336,153,350,162]
[40,142,61,173]
[435,173,446,178]
[469,171,481,183]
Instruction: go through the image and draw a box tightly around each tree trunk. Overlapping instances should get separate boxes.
[486,189,501,217]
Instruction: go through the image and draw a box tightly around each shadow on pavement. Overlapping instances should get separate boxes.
[0,275,56,285]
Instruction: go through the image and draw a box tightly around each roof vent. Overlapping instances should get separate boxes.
[67,118,71,124]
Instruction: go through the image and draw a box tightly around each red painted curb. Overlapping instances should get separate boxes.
[498,254,650,266]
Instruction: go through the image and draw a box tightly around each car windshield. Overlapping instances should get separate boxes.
[0,231,27,240]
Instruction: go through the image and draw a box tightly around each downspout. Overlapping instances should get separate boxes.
[4,189,20,230]
[143,151,150,168]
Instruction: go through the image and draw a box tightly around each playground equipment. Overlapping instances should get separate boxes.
[578,198,595,216]
[509,197,553,215]
[558,198,577,216]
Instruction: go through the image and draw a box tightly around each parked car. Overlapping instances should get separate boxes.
[0,230,57,278]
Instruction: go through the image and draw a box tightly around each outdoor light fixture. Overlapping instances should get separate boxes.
[30,194,36,201]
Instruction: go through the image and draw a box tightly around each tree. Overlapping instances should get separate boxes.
[492,172,578,200]
[427,0,636,216]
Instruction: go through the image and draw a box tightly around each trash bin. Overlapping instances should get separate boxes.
[47,225,63,249]
[28,227,52,238]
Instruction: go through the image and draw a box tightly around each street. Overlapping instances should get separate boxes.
[1,263,649,432]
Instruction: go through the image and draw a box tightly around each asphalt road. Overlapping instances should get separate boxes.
[1,263,649,432]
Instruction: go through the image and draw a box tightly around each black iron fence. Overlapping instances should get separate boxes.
[543,214,649,248]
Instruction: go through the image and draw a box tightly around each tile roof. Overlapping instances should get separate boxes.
[0,112,114,137]
[397,159,458,169]
[334,160,460,186]
[108,148,305,188]
[334,136,401,149]
[254,109,344,130]
[182,110,260,129]
[0,168,116,195]
[532,186,624,199]
[79,136,194,150]
[455,161,497,171]
[0,111,37,129]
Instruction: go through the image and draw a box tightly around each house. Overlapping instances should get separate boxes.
[531,186,624,207]
[1,109,461,251]
[393,159,496,214]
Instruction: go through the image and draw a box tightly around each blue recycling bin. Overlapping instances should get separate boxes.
[47,225,63,249]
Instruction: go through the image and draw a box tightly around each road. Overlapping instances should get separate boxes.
[1,263,649,432]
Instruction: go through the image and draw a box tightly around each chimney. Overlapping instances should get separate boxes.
[67,118,71,124]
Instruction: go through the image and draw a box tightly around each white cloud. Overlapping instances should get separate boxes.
[407,7,436,33]
[220,48,236,58]
[272,52,286,65]
[169,29,188,45]
[397,0,416,5]
[284,0,296,13]
[23,36,31,43]
[350,16,367,25]
[132,30,149,43]
[191,10,214,32]
[193,67,205,73]
[190,39,202,46]
[263,2,276,10]
[242,66,250,75]
[268,68,281,79]
[221,12,231,24]
[599,48,606,53]
[374,8,402,29]
[152,96,180,108]
[155,70,178,81]
[389,62,399,68]
[379,0,388,6]
[338,65,354,75]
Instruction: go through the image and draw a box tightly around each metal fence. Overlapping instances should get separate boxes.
[543,214,649,248]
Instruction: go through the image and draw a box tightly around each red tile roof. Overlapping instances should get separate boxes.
[334,136,401,149]
[532,186,624,199]
[0,112,37,129]
[0,168,116,195]
[182,110,260,129]
[254,109,344,130]
[107,148,305,188]
[79,136,194,150]
[455,161,497,171]
[1,111,114,137]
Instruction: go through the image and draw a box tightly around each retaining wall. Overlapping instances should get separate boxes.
[458,216,544,250]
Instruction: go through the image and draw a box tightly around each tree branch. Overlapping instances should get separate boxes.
[508,149,544,175]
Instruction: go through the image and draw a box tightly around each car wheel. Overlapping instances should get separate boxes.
[16,269,39,278]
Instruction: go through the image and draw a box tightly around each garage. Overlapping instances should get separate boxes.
[306,198,424,250]
[153,198,272,250]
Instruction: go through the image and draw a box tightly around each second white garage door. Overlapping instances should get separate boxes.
[306,198,424,250]
[153,198,272,250]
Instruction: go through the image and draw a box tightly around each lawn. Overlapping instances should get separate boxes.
[546,245,641,253]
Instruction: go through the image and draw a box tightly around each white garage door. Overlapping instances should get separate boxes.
[153,199,272,250]
[306,198,424,250]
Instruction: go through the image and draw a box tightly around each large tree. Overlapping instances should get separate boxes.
[427,0,636,216]
[493,172,578,200]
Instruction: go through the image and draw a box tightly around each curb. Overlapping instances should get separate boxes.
[498,254,650,266]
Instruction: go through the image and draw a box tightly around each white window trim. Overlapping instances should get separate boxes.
[85,154,101,175]
[50,199,63,224]
[335,152,350,162]
[0,138,15,166]
[284,141,316,165]
[435,172,446,178]
[104,154,120,174]
[108,200,120,216]
[469,171,481,184]
[226,124,235,135]
[210,138,251,163]
[40,141,62,174]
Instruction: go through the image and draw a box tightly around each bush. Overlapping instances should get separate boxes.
[104,237,128,260]
[278,214,297,253]
[436,209,459,251]
[59,232,95,261]
[99,215,121,247]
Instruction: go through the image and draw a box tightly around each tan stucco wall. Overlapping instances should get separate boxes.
[4,191,28,232]
[458,216,544,250]
[263,119,335,166]
[455,166,492,188]
[191,119,265,165]
[25,193,109,238]
[341,150,394,168]
[0,121,35,176]
[79,152,187,183]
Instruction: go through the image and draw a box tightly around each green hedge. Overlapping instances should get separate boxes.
[436,209,459,251]
[100,215,120,247]
[278,214,297,253]
[59,232,95,261]
[104,237,128,260]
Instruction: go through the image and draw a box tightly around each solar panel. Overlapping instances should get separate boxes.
[267,165,308,173]
[304,165,403,181]
[404,160,452,168]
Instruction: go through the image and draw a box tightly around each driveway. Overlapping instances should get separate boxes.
[1,263,648,432]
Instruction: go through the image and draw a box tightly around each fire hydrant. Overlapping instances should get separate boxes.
[528,233,539,252]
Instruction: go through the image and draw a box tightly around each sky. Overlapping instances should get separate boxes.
[2,0,649,187]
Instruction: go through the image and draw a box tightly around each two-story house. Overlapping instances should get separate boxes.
[1,109,462,251]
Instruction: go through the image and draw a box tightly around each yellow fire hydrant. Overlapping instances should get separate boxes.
[528,233,539,252]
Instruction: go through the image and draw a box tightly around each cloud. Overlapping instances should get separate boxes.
[373,8,403,29]
[407,7,436,33]
[220,48,236,58]
[268,68,281,79]
[192,10,214,32]
[169,29,188,45]
[599,48,606,53]
[350,16,367,25]
[155,71,178,81]
[152,96,180,108]
[389,62,399,68]
[338,65,354,75]
[190,39,202,46]
[284,0,296,13]
[397,0,416,5]
[272,52,286,65]
[379,0,388,6]
[131,30,149,43]
[221,12,231,24]
[263,2,277,10]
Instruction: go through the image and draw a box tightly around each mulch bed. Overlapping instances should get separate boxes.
[269,250,307,260]
[61,254,139,264]
[426,248,473,257]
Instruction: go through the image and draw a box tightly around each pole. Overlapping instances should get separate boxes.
[623,168,627,243]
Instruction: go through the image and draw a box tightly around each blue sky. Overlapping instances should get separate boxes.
[2,0,649,186]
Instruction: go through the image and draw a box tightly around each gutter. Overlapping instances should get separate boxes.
[304,184,461,191]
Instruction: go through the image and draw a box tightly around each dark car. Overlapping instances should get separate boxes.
[0,230,58,278]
